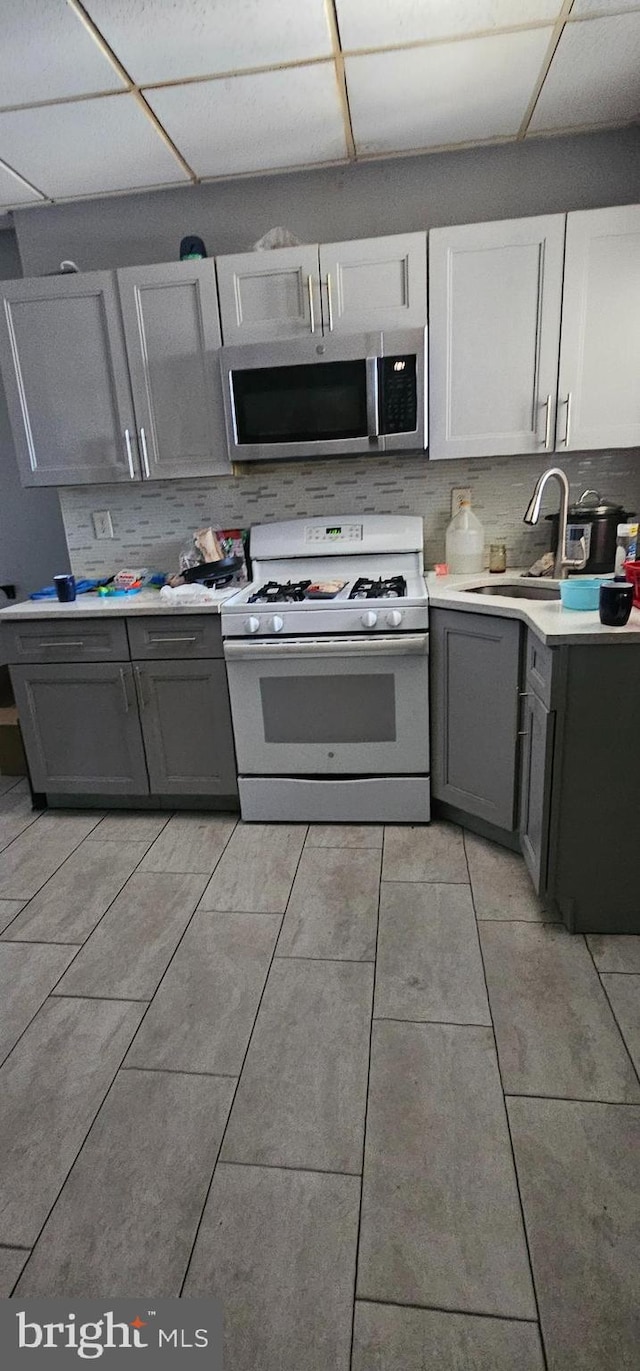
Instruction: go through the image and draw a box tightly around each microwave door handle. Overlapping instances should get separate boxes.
[366,357,380,440]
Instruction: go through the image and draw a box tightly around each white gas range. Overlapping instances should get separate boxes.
[222,515,430,824]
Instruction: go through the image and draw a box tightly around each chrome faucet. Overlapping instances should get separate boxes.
[523,467,588,579]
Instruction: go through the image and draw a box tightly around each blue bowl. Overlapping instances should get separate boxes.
[559,577,605,611]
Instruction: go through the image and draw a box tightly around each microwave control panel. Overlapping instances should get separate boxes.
[378,355,418,434]
[305,523,363,544]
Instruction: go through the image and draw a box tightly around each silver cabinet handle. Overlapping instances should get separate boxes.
[225,633,428,660]
[124,427,135,479]
[365,356,380,439]
[119,666,131,713]
[38,640,85,648]
[560,392,572,447]
[148,635,197,644]
[517,729,529,738]
[134,665,147,709]
[307,274,316,334]
[541,394,552,449]
[140,426,150,479]
[326,272,334,332]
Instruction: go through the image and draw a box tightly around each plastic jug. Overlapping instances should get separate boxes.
[445,499,485,574]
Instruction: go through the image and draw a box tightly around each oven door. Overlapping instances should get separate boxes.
[224,633,429,776]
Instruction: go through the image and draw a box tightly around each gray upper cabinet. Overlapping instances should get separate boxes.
[216,245,320,345]
[117,261,231,478]
[0,271,139,486]
[134,658,237,796]
[428,215,565,460]
[430,608,522,830]
[10,661,149,795]
[216,233,428,343]
[557,204,640,451]
[318,233,427,334]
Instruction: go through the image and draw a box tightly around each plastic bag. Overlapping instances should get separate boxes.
[252,226,302,251]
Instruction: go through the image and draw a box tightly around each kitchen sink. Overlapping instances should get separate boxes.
[462,582,561,600]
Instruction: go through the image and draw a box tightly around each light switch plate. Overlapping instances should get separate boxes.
[92,510,114,539]
[451,487,471,517]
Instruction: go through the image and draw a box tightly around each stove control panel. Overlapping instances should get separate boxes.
[304,523,363,544]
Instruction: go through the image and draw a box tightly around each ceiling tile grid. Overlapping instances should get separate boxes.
[0,0,637,210]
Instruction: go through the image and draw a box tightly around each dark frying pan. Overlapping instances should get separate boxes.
[182,556,243,586]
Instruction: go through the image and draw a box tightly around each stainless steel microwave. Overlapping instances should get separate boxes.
[220,327,427,463]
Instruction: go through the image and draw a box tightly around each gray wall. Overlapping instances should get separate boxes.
[13,126,640,274]
[0,230,70,603]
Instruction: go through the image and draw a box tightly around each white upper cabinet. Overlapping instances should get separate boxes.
[318,233,427,335]
[215,245,321,345]
[428,215,565,461]
[557,205,640,452]
[216,233,427,343]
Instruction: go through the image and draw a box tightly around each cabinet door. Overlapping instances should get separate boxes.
[117,261,231,478]
[0,272,139,486]
[519,690,555,895]
[558,205,640,451]
[134,659,237,797]
[10,663,149,795]
[429,215,565,460]
[431,609,521,830]
[319,233,427,334]
[216,245,320,344]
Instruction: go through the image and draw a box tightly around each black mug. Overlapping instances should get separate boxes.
[599,580,633,627]
[54,574,76,603]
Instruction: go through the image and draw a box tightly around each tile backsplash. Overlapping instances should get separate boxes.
[59,449,640,578]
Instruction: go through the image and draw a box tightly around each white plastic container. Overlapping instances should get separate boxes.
[445,499,485,574]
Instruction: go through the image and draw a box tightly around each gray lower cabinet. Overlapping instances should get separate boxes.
[10,662,149,795]
[519,688,555,894]
[431,609,522,830]
[133,659,237,796]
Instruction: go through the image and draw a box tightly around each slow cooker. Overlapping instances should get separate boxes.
[546,489,635,575]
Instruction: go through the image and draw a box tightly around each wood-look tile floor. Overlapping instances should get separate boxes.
[0,778,638,1370]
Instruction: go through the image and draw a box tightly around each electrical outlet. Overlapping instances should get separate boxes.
[92,510,114,540]
[451,487,471,517]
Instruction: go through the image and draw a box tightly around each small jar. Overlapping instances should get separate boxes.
[489,542,507,574]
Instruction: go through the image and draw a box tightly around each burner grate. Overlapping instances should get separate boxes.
[349,575,407,600]
[248,579,312,605]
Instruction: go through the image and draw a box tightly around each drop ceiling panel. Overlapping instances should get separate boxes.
[0,0,124,109]
[0,96,189,199]
[336,0,561,51]
[83,0,334,84]
[529,12,640,130]
[0,161,44,210]
[347,27,553,153]
[147,64,347,177]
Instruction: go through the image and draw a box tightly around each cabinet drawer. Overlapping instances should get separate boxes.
[126,615,223,660]
[526,632,557,708]
[2,617,129,663]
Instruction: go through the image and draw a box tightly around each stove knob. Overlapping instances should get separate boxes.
[386,609,403,628]
[269,615,284,633]
[244,616,261,634]
[361,610,378,629]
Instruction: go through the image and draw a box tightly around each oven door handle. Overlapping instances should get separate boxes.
[365,356,380,440]
[224,634,429,660]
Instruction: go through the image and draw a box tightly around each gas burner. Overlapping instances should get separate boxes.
[349,575,407,601]
[248,579,311,605]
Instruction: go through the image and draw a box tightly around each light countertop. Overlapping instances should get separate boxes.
[0,587,239,621]
[427,571,640,645]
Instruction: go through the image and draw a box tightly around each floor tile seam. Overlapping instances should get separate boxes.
[0,777,24,798]
[462,828,549,1369]
[504,1092,640,1107]
[275,954,376,965]
[178,827,309,1296]
[348,839,383,1371]
[583,936,640,1093]
[8,870,229,1278]
[372,1016,494,1028]
[135,813,239,884]
[589,968,640,976]
[0,812,42,856]
[0,938,82,947]
[379,877,472,886]
[0,808,105,909]
[214,1158,361,1180]
[49,992,152,1003]
[0,1242,31,1252]
[355,1294,542,1325]
[88,810,175,843]
[0,814,168,947]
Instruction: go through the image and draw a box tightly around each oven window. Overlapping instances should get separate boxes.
[260,675,396,744]
[232,360,367,444]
